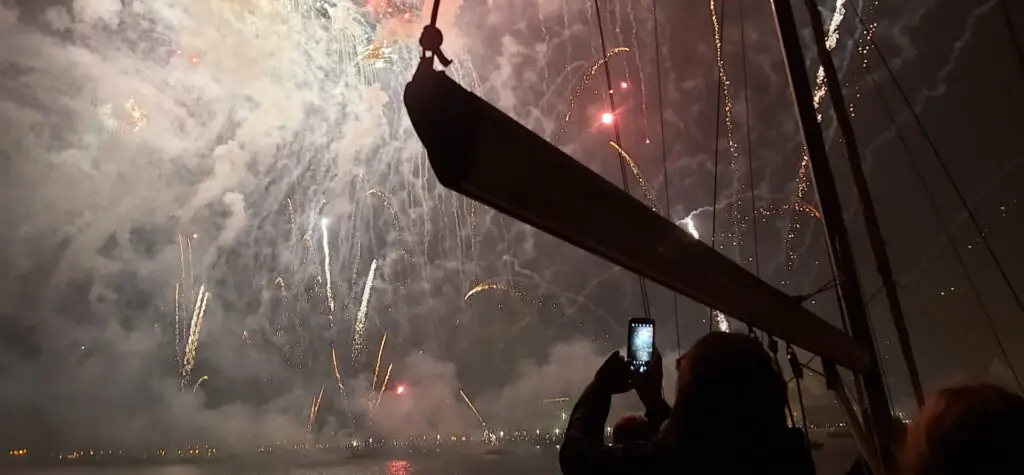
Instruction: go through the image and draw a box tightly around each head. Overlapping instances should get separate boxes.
[666,332,788,441]
[901,383,1024,475]
[612,413,650,444]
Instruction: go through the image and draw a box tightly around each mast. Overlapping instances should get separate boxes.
[769,0,896,468]
[800,0,925,408]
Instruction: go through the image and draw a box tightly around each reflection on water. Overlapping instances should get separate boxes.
[5,438,859,475]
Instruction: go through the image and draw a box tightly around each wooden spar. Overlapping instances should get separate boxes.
[403,59,869,372]
[769,0,895,467]
[801,0,925,408]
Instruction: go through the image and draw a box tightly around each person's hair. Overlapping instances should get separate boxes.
[901,383,1024,475]
[611,413,649,444]
[664,332,788,443]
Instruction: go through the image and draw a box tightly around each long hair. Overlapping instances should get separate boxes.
[901,383,1024,475]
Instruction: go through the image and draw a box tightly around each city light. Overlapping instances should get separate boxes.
[601,112,614,125]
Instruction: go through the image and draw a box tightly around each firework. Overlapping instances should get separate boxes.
[332,346,345,394]
[95,97,148,135]
[463,279,563,316]
[459,388,486,427]
[373,362,393,411]
[353,259,378,363]
[366,189,402,234]
[775,1,850,272]
[181,285,210,388]
[358,41,395,69]
[321,218,336,319]
[308,385,325,432]
[543,397,570,403]
[366,189,410,258]
[813,0,849,111]
[371,333,387,392]
[709,0,748,251]
[713,310,730,332]
[761,156,822,273]
[174,282,181,363]
[464,281,509,301]
[192,375,209,392]
[608,142,659,212]
[331,345,355,426]
[554,47,631,141]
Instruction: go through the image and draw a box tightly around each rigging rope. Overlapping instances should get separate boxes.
[861,61,1024,392]
[787,343,811,444]
[738,0,763,341]
[1001,0,1024,76]
[651,0,682,351]
[849,3,1024,322]
[708,0,725,332]
[766,335,796,425]
[739,0,760,283]
[592,0,653,318]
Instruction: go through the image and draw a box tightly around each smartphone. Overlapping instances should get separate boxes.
[627,317,655,373]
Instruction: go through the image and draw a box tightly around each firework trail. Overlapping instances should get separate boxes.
[358,41,395,69]
[759,156,821,272]
[709,0,748,251]
[307,397,316,432]
[372,333,387,392]
[624,1,650,141]
[757,201,822,221]
[181,284,210,389]
[366,189,410,259]
[543,397,570,403]
[537,1,551,85]
[353,259,378,363]
[307,385,325,432]
[321,218,336,319]
[331,345,355,425]
[463,280,562,316]
[459,388,487,427]
[464,281,510,301]
[713,310,731,332]
[332,346,345,394]
[174,282,181,364]
[287,197,296,226]
[813,0,848,111]
[192,375,209,392]
[366,189,402,235]
[608,142,659,212]
[187,236,195,303]
[95,97,148,135]
[373,362,393,411]
[554,47,632,140]
[776,0,852,272]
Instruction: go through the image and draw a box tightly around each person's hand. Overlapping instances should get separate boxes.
[593,351,632,394]
[633,347,664,403]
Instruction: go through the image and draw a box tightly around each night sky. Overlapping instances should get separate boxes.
[0,0,1021,452]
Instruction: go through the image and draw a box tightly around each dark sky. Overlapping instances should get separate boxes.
[0,0,1021,452]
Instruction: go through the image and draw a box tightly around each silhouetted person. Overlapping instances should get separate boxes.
[559,332,815,475]
[901,383,1024,475]
[611,413,654,444]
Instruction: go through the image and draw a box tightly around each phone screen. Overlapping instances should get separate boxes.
[627,319,655,373]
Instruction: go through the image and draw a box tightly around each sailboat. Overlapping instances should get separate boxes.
[403,0,1018,474]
